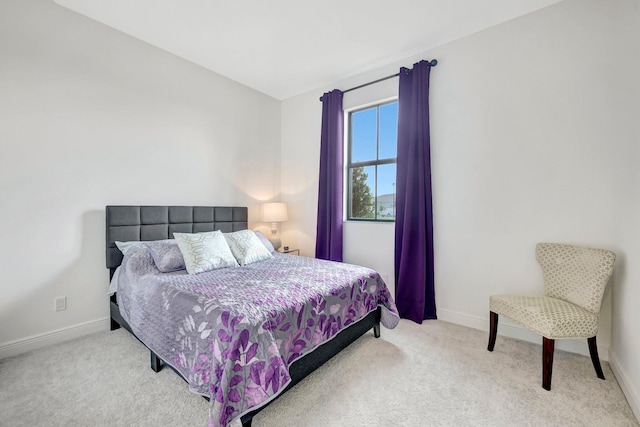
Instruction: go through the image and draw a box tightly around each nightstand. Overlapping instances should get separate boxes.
[280,248,300,256]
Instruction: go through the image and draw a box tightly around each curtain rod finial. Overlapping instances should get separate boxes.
[430,59,438,67]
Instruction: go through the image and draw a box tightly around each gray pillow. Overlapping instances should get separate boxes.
[145,239,186,273]
[254,230,275,254]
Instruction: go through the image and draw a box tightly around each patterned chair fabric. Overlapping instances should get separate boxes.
[489,295,599,339]
[490,243,616,340]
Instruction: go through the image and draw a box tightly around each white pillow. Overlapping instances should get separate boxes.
[115,240,143,255]
[225,230,273,266]
[108,266,121,295]
[174,231,238,275]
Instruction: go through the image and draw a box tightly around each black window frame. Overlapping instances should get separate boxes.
[346,100,398,222]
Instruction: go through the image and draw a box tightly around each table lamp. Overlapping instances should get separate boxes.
[262,202,288,251]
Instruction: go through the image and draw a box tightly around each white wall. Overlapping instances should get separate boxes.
[0,0,281,354]
[281,0,639,419]
[608,0,640,420]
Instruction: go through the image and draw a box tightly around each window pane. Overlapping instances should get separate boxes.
[350,165,376,219]
[351,107,377,163]
[376,163,396,220]
[378,102,398,160]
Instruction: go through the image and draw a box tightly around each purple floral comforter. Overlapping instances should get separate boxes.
[117,246,399,427]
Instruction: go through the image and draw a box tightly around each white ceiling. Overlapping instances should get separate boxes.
[54,0,562,100]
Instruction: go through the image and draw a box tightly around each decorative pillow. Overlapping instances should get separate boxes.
[254,230,275,254]
[174,231,238,275]
[225,230,273,266]
[144,239,186,273]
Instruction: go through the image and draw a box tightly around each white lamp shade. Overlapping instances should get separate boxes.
[262,202,288,223]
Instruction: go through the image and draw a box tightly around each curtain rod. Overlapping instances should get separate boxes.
[338,59,438,96]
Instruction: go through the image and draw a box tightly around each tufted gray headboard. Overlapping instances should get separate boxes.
[106,206,248,272]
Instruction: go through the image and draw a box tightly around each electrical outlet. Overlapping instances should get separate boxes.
[55,296,67,312]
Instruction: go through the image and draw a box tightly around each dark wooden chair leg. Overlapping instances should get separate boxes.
[588,336,605,380]
[150,351,162,373]
[488,311,498,351]
[542,337,555,390]
[373,323,381,338]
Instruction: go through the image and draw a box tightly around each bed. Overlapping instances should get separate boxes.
[106,205,399,427]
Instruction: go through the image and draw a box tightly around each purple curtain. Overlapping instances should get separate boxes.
[394,60,436,323]
[315,89,344,262]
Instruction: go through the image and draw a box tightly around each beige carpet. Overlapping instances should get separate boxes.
[0,319,637,426]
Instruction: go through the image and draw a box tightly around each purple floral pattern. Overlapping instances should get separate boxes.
[117,247,398,427]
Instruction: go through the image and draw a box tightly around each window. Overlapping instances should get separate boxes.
[347,101,397,221]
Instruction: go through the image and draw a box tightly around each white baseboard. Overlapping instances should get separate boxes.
[437,308,609,361]
[609,350,640,422]
[0,317,110,360]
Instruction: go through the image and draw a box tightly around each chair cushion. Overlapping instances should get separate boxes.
[489,295,599,339]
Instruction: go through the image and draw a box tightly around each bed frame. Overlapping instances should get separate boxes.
[106,205,381,427]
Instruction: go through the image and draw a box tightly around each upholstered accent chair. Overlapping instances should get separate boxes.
[488,243,616,390]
